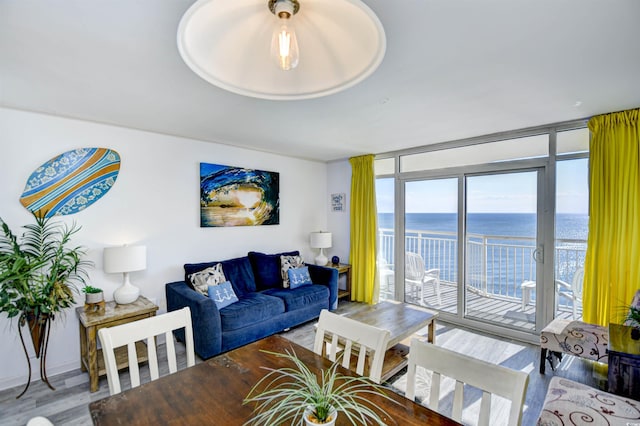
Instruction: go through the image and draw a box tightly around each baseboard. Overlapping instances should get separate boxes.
[0,360,79,392]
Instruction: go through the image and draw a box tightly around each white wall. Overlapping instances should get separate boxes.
[0,107,333,390]
[326,161,352,264]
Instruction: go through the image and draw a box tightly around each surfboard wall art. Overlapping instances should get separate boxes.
[20,148,121,217]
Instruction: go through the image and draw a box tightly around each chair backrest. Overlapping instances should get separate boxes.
[572,268,585,299]
[98,307,195,395]
[313,309,391,383]
[405,252,425,281]
[407,339,529,426]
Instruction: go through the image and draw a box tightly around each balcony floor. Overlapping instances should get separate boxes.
[380,281,581,331]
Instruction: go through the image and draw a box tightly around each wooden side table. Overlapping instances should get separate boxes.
[327,263,351,300]
[76,296,158,392]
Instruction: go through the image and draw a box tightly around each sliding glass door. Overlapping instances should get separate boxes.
[465,170,543,332]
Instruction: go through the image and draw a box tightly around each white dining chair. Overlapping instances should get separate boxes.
[98,307,195,395]
[406,339,529,426]
[313,309,391,384]
[405,252,442,306]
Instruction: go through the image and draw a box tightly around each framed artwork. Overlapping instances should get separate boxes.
[331,193,346,212]
[200,163,280,227]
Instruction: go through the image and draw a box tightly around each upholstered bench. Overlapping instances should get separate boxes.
[537,376,640,425]
[539,319,608,374]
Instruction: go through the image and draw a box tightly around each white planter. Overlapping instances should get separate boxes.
[303,406,337,426]
[85,291,104,304]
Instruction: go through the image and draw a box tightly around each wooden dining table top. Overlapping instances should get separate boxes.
[89,334,460,425]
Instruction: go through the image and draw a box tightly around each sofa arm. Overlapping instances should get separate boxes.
[165,281,222,359]
[307,264,339,310]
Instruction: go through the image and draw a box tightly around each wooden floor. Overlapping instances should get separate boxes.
[0,301,602,426]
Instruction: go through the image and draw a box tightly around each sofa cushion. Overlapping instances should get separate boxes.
[188,263,227,296]
[262,285,329,312]
[221,256,257,295]
[281,255,304,288]
[248,250,299,290]
[219,293,285,331]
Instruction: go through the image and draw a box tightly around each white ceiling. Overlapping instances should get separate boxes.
[1,0,639,162]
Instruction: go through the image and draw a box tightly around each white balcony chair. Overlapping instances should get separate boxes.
[520,268,584,319]
[313,309,391,384]
[407,339,529,426]
[556,268,584,320]
[98,307,195,395]
[405,251,442,306]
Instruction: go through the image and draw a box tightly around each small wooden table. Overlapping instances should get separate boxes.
[335,301,438,382]
[76,296,158,392]
[327,263,352,300]
[89,334,460,425]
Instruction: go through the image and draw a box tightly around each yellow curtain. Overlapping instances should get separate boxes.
[584,108,640,326]
[349,154,379,304]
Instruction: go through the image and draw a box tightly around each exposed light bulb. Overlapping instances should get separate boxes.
[270,1,299,71]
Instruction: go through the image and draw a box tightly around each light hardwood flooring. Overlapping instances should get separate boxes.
[0,301,603,426]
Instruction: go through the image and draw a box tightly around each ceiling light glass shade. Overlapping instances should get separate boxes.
[271,0,299,70]
[177,0,386,100]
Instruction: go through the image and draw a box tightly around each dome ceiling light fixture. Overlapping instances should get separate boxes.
[177,0,386,100]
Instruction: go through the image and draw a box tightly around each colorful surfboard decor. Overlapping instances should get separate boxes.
[20,148,121,217]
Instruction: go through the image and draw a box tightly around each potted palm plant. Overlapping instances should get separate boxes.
[0,213,92,398]
[625,305,640,340]
[243,348,396,426]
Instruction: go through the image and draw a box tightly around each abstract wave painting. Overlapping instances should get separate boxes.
[20,148,120,217]
[200,163,280,227]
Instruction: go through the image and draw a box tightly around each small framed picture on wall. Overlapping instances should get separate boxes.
[331,193,346,212]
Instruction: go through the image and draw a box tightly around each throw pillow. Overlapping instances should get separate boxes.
[281,255,305,288]
[207,281,239,309]
[188,263,227,296]
[287,266,313,289]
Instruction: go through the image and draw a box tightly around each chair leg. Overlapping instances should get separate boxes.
[540,348,547,374]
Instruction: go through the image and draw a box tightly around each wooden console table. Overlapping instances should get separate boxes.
[76,296,158,392]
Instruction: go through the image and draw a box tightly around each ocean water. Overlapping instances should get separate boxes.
[378,213,588,240]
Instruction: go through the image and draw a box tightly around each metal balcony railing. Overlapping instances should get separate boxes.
[378,228,587,308]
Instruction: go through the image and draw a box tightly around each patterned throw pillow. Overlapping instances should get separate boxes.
[287,266,313,289]
[188,263,227,296]
[281,255,304,288]
[207,281,239,309]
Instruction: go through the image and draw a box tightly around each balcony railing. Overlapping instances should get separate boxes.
[378,228,587,308]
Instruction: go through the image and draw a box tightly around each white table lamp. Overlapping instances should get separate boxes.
[103,245,146,304]
[310,231,332,265]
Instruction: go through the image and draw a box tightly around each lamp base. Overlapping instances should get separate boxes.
[114,273,140,304]
[315,249,328,266]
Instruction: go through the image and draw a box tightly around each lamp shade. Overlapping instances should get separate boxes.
[177,0,386,100]
[310,232,332,249]
[103,245,147,273]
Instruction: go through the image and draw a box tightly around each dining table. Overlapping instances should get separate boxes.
[89,334,461,425]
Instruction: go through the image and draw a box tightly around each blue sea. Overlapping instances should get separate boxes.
[378,213,588,240]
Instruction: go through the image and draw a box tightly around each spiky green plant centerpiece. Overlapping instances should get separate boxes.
[243,348,396,425]
[0,213,92,397]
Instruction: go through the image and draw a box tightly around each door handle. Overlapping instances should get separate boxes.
[533,246,544,263]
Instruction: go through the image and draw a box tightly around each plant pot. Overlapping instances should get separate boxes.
[85,291,104,304]
[26,312,51,358]
[631,327,640,341]
[304,406,337,426]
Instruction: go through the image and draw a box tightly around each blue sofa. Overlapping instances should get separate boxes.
[166,250,339,359]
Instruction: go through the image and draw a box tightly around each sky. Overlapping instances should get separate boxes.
[376,158,588,215]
